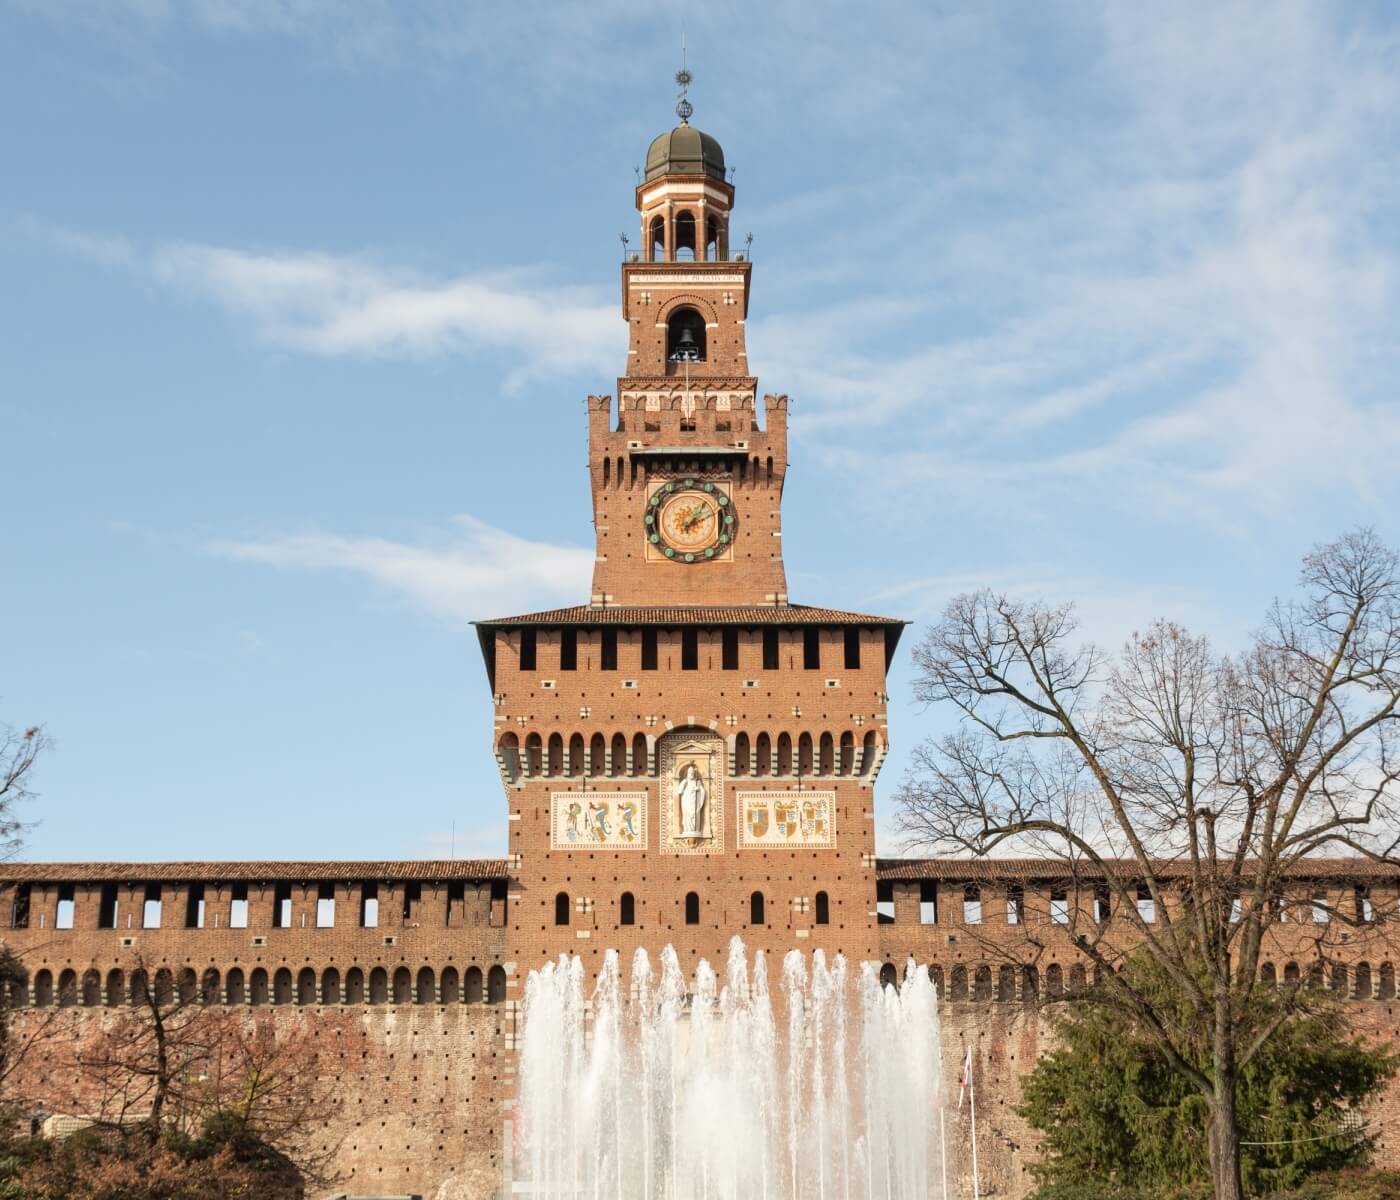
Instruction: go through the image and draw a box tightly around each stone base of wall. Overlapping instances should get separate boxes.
[9,998,1399,1200]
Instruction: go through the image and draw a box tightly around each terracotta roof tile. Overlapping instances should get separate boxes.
[0,860,509,884]
[877,856,1400,882]
[474,604,907,627]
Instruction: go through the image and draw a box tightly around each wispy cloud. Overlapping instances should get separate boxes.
[31,222,620,387]
[207,515,593,625]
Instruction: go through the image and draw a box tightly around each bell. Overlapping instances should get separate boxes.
[672,326,700,362]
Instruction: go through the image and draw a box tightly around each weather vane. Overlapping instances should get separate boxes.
[675,34,692,125]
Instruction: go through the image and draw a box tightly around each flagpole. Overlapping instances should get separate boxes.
[969,1047,981,1200]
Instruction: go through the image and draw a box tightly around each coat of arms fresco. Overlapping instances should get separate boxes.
[550,791,647,850]
[737,790,836,849]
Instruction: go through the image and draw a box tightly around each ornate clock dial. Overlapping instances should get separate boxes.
[645,480,737,562]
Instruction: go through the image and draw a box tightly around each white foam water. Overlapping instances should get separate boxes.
[516,937,953,1199]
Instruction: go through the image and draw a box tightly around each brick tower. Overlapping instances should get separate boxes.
[476,93,906,988]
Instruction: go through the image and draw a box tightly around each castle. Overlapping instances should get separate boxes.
[5,102,1398,1200]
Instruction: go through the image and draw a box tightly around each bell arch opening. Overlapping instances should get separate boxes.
[667,306,706,363]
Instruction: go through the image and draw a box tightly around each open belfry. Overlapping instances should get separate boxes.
[475,79,905,979]
[2,84,1399,1200]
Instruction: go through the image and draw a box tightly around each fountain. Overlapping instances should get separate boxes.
[516,937,954,1198]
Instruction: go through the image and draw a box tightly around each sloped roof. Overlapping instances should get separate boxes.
[474,604,907,627]
[877,857,1399,882]
[0,860,510,884]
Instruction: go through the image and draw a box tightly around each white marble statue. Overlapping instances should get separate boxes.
[678,763,707,837]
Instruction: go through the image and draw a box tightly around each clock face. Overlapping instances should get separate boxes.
[645,480,737,563]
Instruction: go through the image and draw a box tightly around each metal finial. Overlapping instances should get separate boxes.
[675,36,693,125]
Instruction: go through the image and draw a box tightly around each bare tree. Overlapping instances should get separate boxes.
[0,722,47,859]
[894,529,1400,1200]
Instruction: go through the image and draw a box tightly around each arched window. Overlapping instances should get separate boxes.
[1260,962,1277,987]
[997,965,1017,1002]
[814,891,830,925]
[465,966,484,1004]
[974,965,992,1001]
[130,969,149,1006]
[273,968,293,1005]
[177,968,196,1005]
[620,892,635,926]
[685,892,700,925]
[589,733,606,776]
[929,965,945,997]
[1046,964,1064,997]
[369,967,388,1005]
[296,967,316,1005]
[1069,964,1087,993]
[154,969,173,1006]
[674,211,697,261]
[321,968,340,1006]
[631,733,648,776]
[949,966,968,1001]
[610,733,627,778]
[417,966,436,1005]
[547,733,563,776]
[649,216,665,262]
[819,733,835,775]
[879,962,898,991]
[201,967,221,1005]
[705,215,720,262]
[839,731,855,775]
[750,891,765,925]
[1355,961,1372,1000]
[666,307,706,362]
[250,968,269,1006]
[755,733,771,776]
[555,892,571,926]
[441,966,460,1004]
[1378,962,1395,1000]
[1331,964,1348,996]
[33,970,52,1008]
[226,968,246,1006]
[57,970,77,1008]
[81,970,101,1007]
[567,734,585,777]
[392,966,412,1005]
[859,730,877,775]
[487,965,507,1004]
[525,733,543,776]
[734,733,751,776]
[1021,965,1039,1002]
[498,733,521,784]
[1284,962,1301,985]
[344,967,365,1005]
[777,733,792,775]
[798,733,814,775]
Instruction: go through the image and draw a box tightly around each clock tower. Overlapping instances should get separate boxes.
[476,86,905,988]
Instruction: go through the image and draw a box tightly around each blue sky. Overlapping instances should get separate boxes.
[3,2,1399,863]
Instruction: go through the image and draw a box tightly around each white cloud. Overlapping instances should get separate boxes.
[207,515,594,626]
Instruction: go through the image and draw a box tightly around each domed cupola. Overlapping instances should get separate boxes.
[644,124,726,182]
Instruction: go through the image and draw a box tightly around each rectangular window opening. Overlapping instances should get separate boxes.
[762,629,779,671]
[843,628,861,670]
[722,628,739,671]
[876,880,895,924]
[229,884,248,929]
[55,884,75,931]
[681,629,699,671]
[98,883,118,930]
[1050,890,1069,925]
[448,881,465,926]
[601,629,618,671]
[272,882,293,929]
[402,881,421,923]
[802,628,820,670]
[560,628,577,671]
[1007,886,1024,926]
[519,629,537,672]
[11,884,30,930]
[361,882,380,928]
[642,629,659,671]
[143,884,162,930]
[316,881,335,928]
[919,880,937,926]
[185,883,206,929]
